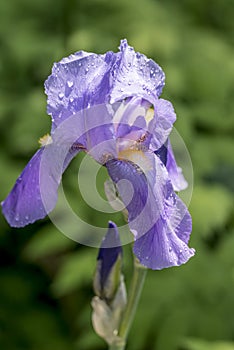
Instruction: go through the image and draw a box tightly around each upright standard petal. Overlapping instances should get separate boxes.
[109,39,165,104]
[45,51,118,129]
[106,152,194,270]
[45,39,166,131]
[149,99,176,150]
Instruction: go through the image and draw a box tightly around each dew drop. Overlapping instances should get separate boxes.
[69,97,74,103]
[58,92,64,100]
[67,80,74,88]
[85,68,89,73]
[15,214,19,222]
[169,247,172,252]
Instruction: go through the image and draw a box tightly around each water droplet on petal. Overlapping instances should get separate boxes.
[58,92,64,100]
[85,68,89,73]
[69,97,74,103]
[169,247,172,252]
[67,80,74,88]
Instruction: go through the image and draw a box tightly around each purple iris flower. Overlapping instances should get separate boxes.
[1,39,195,270]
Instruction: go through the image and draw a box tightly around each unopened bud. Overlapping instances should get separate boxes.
[93,221,123,301]
[92,221,127,345]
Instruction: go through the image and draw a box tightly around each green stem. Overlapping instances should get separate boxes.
[118,258,147,342]
[108,341,126,350]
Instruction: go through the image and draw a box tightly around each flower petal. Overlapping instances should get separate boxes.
[165,140,188,191]
[1,102,121,228]
[110,39,165,104]
[155,139,188,191]
[106,153,194,270]
[45,40,165,130]
[1,145,79,228]
[149,99,176,150]
[45,51,117,129]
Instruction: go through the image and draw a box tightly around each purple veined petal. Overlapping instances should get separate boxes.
[60,50,93,64]
[155,139,188,191]
[165,140,188,191]
[1,104,120,228]
[45,39,166,132]
[1,146,78,228]
[49,104,118,164]
[77,104,117,162]
[2,149,47,227]
[110,39,165,104]
[106,152,194,270]
[149,98,177,150]
[112,96,149,151]
[45,51,118,129]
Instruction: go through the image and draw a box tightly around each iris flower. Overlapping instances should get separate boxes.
[1,39,194,269]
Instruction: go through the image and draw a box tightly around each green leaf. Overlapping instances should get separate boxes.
[52,249,96,296]
[183,338,234,350]
[24,225,76,260]
[190,185,233,238]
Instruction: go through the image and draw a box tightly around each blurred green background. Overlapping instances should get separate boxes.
[0,0,234,349]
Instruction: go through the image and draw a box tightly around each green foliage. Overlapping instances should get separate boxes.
[0,0,234,349]
[182,338,234,350]
[52,249,95,297]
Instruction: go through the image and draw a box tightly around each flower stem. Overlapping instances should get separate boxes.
[118,258,147,344]
[108,341,126,350]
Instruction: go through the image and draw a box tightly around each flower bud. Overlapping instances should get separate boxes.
[92,222,127,345]
[93,221,123,301]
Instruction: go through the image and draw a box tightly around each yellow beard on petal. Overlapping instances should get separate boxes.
[118,149,152,172]
[39,133,53,147]
[145,107,154,123]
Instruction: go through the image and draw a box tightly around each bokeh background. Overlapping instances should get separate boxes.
[1,0,234,349]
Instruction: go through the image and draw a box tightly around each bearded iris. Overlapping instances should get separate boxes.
[1,39,194,270]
